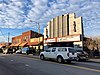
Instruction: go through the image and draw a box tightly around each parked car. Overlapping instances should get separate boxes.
[16,49,22,54]
[3,48,13,54]
[7,48,13,54]
[22,47,35,55]
[0,48,3,53]
[40,47,77,63]
[76,50,88,61]
[3,48,8,54]
[22,47,28,54]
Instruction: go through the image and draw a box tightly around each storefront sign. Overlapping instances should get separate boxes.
[45,38,56,42]
[30,38,38,42]
[57,37,67,42]
[57,35,80,42]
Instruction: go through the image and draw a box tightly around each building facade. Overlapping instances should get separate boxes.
[44,13,84,50]
[12,35,22,46]
[28,37,44,51]
[11,30,43,50]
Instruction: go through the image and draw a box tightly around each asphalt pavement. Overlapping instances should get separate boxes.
[19,54,100,70]
[18,54,100,63]
[0,54,100,75]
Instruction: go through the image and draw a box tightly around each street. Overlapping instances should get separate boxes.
[0,54,100,75]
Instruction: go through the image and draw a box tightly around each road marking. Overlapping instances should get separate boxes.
[19,55,100,72]
[25,64,30,67]
[63,64,100,72]
[11,60,14,61]
[32,58,100,72]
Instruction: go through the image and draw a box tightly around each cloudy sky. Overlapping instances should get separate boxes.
[0,0,100,42]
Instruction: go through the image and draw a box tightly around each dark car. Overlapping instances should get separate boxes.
[76,50,89,61]
[26,47,36,55]
[7,48,13,54]
[0,48,3,53]
[22,47,36,55]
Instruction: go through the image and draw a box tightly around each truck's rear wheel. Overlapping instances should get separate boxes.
[57,56,63,63]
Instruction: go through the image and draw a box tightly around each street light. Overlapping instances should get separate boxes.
[30,20,40,34]
[8,32,10,46]
[30,20,40,54]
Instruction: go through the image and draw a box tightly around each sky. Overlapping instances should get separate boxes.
[0,0,100,42]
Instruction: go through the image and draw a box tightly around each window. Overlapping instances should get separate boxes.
[58,48,67,52]
[45,50,50,52]
[52,48,56,52]
[46,28,48,38]
[73,21,76,32]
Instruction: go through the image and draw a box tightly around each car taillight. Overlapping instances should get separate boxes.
[67,53,69,57]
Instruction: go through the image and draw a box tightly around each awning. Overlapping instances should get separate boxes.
[28,42,39,46]
[19,42,28,47]
[10,43,15,47]
[14,43,21,46]
[0,44,5,47]
[28,42,43,46]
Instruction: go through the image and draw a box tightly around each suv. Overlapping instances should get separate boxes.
[40,47,77,63]
[76,50,88,61]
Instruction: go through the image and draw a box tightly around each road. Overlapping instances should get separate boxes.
[0,54,100,75]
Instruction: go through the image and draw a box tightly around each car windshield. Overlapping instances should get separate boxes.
[77,50,85,54]
[22,48,28,51]
[44,49,50,52]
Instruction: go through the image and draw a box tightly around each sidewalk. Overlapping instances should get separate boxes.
[88,59,100,63]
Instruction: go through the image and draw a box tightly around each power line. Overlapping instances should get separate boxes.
[0,29,6,39]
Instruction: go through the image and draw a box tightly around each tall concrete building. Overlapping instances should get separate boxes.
[44,13,84,50]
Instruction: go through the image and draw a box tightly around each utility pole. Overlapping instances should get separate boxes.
[8,32,10,46]
[38,23,40,34]
[36,22,40,54]
[37,23,40,55]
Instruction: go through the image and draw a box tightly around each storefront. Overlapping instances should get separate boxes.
[28,37,44,52]
[11,30,43,50]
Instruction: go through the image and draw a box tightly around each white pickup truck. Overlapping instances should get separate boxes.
[40,47,77,63]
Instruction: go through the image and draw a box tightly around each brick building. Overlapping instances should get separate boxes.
[11,30,43,50]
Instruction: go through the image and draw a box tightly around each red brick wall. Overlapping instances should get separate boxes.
[12,30,43,44]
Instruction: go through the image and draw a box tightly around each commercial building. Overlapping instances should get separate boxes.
[28,37,44,51]
[11,30,43,50]
[44,13,84,50]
